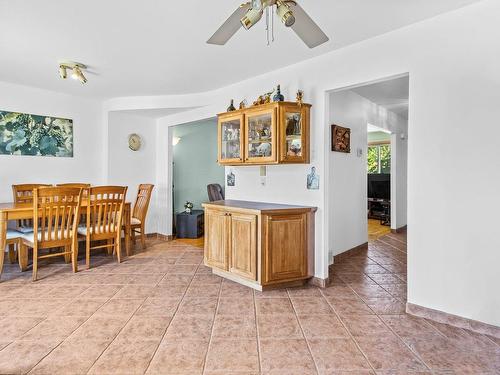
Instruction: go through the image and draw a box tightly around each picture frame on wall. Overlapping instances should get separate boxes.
[0,110,73,157]
[331,124,351,153]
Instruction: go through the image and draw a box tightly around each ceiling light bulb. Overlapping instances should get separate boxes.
[276,1,295,27]
[59,65,67,79]
[72,67,87,84]
[241,7,264,30]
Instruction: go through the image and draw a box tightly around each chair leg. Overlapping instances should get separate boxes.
[107,239,114,255]
[32,247,38,282]
[71,242,78,273]
[8,244,17,264]
[131,229,136,245]
[86,237,91,270]
[140,225,146,250]
[63,245,71,264]
[115,234,121,263]
[18,243,28,272]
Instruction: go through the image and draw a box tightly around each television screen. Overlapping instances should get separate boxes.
[368,174,390,200]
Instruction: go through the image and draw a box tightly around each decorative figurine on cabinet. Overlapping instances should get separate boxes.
[239,99,247,110]
[296,90,304,106]
[273,85,285,102]
[227,99,236,112]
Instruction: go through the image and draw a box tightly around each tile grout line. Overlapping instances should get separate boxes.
[287,289,321,375]
[200,273,223,375]
[142,257,197,374]
[320,289,378,374]
[252,289,262,374]
[23,285,111,374]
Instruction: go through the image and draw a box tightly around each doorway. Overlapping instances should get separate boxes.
[170,118,225,246]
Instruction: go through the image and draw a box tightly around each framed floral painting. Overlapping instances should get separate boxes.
[0,110,73,157]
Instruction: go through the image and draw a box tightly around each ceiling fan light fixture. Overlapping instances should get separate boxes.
[276,1,295,27]
[241,7,264,30]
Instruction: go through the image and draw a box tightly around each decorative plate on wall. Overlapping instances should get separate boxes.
[128,133,142,151]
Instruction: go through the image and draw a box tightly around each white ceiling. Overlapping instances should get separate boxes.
[0,0,480,99]
[352,76,410,119]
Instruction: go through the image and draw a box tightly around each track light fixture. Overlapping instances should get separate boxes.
[58,61,88,84]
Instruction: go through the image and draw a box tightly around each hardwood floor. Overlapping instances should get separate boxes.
[175,236,204,248]
[368,218,391,241]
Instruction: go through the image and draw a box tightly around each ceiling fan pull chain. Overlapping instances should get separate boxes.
[266,6,270,45]
[271,5,275,42]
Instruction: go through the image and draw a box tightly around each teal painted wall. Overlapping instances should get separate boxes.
[368,131,391,143]
[172,119,225,213]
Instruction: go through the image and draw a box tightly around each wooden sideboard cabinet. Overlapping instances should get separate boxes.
[218,102,311,166]
[202,200,317,290]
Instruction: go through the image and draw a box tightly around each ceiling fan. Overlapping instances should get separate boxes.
[207,0,329,48]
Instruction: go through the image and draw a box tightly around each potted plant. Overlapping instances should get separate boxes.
[184,201,194,214]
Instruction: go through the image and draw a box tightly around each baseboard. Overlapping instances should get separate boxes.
[146,233,174,241]
[406,302,500,339]
[391,225,407,234]
[308,276,329,288]
[332,242,369,264]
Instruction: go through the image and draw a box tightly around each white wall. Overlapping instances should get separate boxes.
[328,90,407,259]
[0,81,104,202]
[107,111,157,234]
[103,0,500,326]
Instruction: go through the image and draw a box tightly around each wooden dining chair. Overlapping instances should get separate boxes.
[18,187,83,281]
[130,184,154,250]
[12,184,52,233]
[78,186,127,268]
[56,183,91,189]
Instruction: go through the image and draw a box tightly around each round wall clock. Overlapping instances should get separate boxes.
[128,133,142,151]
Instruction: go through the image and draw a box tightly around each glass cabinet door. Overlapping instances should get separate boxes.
[280,104,310,163]
[245,109,277,163]
[218,115,244,164]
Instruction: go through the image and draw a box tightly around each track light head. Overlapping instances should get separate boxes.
[276,1,295,27]
[59,65,67,79]
[71,66,87,84]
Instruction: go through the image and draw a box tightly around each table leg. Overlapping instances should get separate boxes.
[0,212,7,281]
[125,206,131,257]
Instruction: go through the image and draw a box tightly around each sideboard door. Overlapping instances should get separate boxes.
[229,213,257,281]
[262,213,308,284]
[205,209,229,271]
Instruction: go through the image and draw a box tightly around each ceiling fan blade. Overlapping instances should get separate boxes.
[207,4,251,45]
[290,3,329,48]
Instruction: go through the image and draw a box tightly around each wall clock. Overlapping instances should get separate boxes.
[128,133,142,151]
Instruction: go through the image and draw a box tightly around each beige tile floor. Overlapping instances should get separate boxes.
[0,234,499,374]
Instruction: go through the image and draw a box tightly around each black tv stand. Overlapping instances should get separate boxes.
[368,198,390,226]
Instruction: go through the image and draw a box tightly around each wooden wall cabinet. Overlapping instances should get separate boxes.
[203,200,316,291]
[217,102,311,166]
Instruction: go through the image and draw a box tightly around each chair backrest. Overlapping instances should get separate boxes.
[56,183,91,189]
[86,186,127,237]
[13,184,53,228]
[13,184,52,204]
[207,184,224,202]
[32,187,83,248]
[132,184,154,222]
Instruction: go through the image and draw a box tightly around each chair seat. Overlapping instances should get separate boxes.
[21,230,72,244]
[131,217,141,226]
[16,226,34,234]
[77,225,119,236]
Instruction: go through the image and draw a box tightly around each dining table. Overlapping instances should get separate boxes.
[0,201,132,280]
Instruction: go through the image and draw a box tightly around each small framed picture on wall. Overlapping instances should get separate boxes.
[331,124,351,153]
